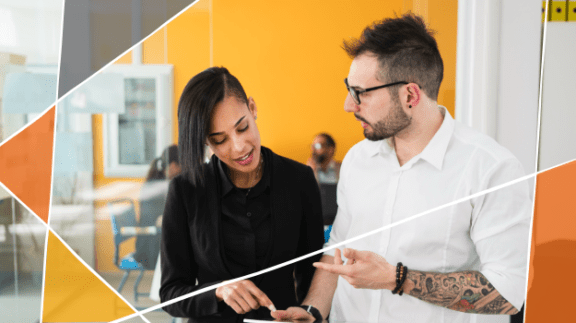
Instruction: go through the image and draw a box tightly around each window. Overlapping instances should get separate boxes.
[103,64,173,177]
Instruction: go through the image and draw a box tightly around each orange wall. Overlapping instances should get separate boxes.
[212,0,457,164]
[93,0,458,271]
[94,0,458,179]
[429,0,457,119]
[212,0,399,163]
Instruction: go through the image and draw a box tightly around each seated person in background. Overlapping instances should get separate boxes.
[306,133,341,184]
[134,144,180,269]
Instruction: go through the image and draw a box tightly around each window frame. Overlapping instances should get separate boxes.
[102,64,173,178]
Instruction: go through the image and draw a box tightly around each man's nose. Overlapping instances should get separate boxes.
[344,94,359,113]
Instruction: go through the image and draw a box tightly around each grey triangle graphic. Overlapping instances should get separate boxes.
[58,0,198,98]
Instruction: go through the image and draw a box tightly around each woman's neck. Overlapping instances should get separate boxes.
[228,159,263,189]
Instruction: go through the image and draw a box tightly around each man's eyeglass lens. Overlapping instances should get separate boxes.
[344,78,409,105]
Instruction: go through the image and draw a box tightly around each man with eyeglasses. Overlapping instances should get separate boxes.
[272,13,530,323]
[306,133,341,184]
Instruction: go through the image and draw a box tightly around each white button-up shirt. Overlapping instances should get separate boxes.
[325,107,531,323]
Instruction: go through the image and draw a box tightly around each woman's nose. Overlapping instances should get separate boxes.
[231,135,244,154]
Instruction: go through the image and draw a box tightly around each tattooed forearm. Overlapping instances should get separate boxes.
[405,270,518,315]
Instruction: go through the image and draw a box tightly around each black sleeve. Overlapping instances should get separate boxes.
[159,178,223,318]
[294,166,325,303]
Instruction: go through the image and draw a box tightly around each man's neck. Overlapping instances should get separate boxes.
[393,104,445,167]
[320,158,333,172]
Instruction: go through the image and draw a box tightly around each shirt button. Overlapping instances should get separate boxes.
[247,212,252,217]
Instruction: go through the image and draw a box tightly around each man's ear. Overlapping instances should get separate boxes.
[405,83,421,108]
[328,146,335,157]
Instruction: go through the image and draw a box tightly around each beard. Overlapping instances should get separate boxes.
[313,153,328,164]
[361,95,412,141]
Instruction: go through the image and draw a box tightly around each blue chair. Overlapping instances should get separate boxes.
[108,198,152,303]
[324,225,333,243]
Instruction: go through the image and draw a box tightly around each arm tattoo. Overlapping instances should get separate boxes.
[407,270,518,315]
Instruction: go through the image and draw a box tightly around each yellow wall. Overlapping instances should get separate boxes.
[429,0,458,119]
[212,0,399,163]
[211,0,457,164]
[93,0,458,271]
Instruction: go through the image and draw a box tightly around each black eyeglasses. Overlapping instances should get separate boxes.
[344,78,409,105]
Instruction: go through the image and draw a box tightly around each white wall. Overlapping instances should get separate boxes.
[538,23,576,171]
[0,1,63,65]
[456,0,541,178]
[0,1,62,141]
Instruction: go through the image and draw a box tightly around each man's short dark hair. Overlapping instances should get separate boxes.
[343,13,443,101]
[318,133,336,149]
[177,66,248,186]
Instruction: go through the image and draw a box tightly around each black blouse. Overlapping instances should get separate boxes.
[159,146,325,323]
[218,148,272,276]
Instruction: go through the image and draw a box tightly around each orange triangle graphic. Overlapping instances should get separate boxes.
[526,160,576,322]
[43,231,135,322]
[0,107,55,223]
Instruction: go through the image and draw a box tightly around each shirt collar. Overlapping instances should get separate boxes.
[217,148,271,197]
[218,159,235,196]
[362,106,454,170]
[364,138,387,158]
[416,106,454,170]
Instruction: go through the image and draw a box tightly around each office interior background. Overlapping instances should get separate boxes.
[1,0,574,322]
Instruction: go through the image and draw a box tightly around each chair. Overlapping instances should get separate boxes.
[323,225,333,244]
[319,183,337,243]
[319,183,337,225]
[108,198,156,303]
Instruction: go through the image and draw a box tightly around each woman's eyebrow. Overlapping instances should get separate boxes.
[208,115,246,137]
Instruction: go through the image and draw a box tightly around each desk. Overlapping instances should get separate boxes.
[120,226,158,236]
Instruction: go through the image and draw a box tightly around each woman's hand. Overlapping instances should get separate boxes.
[215,280,276,314]
[271,306,315,322]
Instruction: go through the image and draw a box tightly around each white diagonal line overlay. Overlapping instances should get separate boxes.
[40,58,61,322]
[523,0,551,321]
[0,1,565,321]
[0,0,200,149]
[0,181,151,323]
[111,170,538,323]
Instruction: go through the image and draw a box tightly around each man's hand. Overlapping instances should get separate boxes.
[271,306,315,322]
[313,248,396,290]
[215,280,276,314]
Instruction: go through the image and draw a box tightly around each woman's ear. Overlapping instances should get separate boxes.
[248,96,258,119]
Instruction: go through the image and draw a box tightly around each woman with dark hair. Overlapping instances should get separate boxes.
[134,144,180,269]
[160,67,324,322]
[145,145,180,182]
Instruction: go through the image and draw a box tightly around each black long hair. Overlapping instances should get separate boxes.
[177,67,248,187]
[146,145,179,181]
